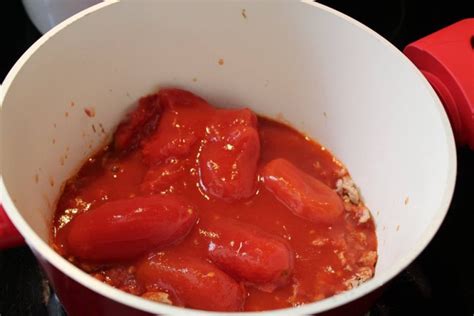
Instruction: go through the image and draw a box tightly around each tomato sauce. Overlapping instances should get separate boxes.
[51,89,377,312]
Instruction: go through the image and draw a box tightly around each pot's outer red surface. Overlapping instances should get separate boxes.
[404,18,474,149]
[0,205,24,249]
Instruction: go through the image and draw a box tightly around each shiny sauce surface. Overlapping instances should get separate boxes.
[51,89,377,311]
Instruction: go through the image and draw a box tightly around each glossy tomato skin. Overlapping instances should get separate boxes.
[199,109,260,201]
[262,158,344,224]
[114,93,162,152]
[200,218,294,292]
[141,89,213,164]
[140,159,188,194]
[136,252,246,312]
[66,195,198,262]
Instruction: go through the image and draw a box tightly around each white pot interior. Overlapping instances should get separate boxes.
[0,1,456,314]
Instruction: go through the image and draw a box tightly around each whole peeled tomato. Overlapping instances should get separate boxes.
[66,195,198,262]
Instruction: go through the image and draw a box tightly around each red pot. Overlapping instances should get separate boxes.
[2,2,470,315]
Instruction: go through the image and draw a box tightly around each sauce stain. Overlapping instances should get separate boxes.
[84,107,96,118]
[99,123,106,134]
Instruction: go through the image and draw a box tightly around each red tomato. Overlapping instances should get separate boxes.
[262,158,344,224]
[205,108,257,142]
[142,126,197,163]
[141,89,213,164]
[66,195,198,262]
[140,159,188,194]
[199,109,260,201]
[200,218,294,292]
[136,252,245,311]
[114,93,162,152]
[158,88,209,109]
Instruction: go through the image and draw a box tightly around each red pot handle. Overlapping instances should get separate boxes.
[404,18,474,149]
[0,205,24,249]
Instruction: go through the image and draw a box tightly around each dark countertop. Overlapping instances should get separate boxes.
[1,1,473,315]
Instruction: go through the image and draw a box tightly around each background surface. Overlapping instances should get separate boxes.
[1,1,473,315]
